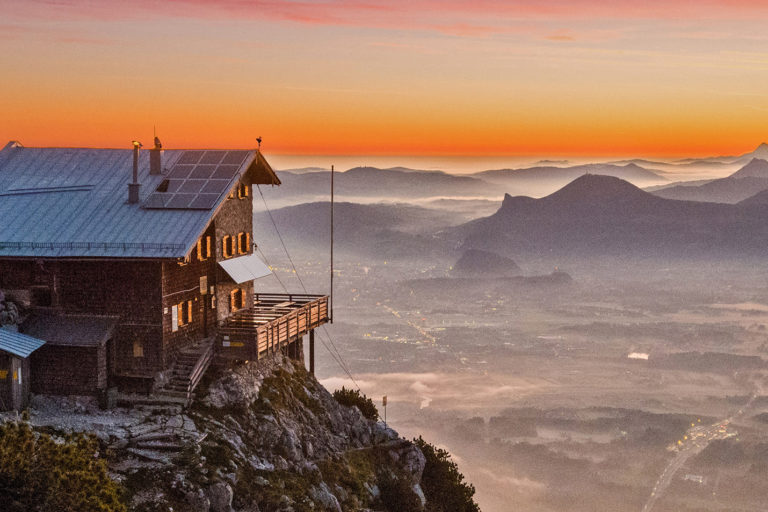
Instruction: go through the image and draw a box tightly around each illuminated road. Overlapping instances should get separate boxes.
[640,391,757,512]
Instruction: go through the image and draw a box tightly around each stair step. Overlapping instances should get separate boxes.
[131,431,179,443]
[133,440,185,451]
[126,448,173,464]
[158,390,189,399]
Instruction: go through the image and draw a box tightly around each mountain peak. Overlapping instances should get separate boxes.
[730,158,768,179]
[543,174,649,204]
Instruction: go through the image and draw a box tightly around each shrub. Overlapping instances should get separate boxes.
[333,387,379,421]
[378,471,423,512]
[0,420,126,512]
[414,437,480,512]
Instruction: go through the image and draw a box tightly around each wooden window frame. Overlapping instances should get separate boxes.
[177,300,193,327]
[222,235,234,259]
[230,288,244,312]
[197,236,211,261]
[237,232,250,255]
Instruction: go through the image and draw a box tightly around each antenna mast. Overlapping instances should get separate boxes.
[330,164,334,323]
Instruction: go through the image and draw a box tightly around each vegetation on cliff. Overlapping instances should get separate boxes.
[0,419,125,512]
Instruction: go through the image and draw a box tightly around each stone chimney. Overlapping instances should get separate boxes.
[149,136,163,175]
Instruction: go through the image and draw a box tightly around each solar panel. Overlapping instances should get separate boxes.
[212,165,240,180]
[178,180,206,194]
[222,151,249,166]
[144,193,167,208]
[177,151,204,165]
[143,150,252,210]
[201,180,231,194]
[190,165,217,179]
[166,193,196,209]
[168,165,195,179]
[200,151,227,165]
[189,194,219,209]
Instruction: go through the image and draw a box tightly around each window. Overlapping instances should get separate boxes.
[197,236,211,261]
[230,288,245,312]
[178,299,193,327]
[222,235,235,259]
[238,183,249,199]
[133,340,144,358]
[237,232,250,255]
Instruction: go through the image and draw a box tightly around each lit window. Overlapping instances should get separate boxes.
[230,288,245,312]
[178,300,193,326]
[197,236,211,261]
[222,235,235,258]
[238,183,249,199]
[237,232,250,255]
[133,340,144,358]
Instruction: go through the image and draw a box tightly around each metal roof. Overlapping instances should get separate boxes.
[0,327,46,358]
[22,314,118,347]
[0,142,279,259]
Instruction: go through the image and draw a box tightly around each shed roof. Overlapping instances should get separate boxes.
[22,314,118,347]
[0,142,280,259]
[0,328,46,358]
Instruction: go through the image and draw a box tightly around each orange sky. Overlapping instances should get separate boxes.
[1,0,768,157]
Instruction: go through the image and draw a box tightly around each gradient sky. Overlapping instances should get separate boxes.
[1,0,768,157]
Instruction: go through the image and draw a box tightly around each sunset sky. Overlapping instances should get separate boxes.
[2,0,768,157]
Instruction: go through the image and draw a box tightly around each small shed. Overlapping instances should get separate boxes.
[0,328,45,411]
[23,314,117,396]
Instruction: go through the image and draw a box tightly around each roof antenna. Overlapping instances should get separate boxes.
[256,136,262,150]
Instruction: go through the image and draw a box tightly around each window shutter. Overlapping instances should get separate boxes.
[172,305,179,332]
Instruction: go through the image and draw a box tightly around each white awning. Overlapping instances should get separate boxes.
[218,253,272,283]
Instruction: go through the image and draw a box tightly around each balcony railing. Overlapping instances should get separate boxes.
[216,293,329,361]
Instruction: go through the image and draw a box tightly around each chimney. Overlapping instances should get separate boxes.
[149,136,163,175]
[128,141,142,204]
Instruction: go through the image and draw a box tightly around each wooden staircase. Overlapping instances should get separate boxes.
[157,340,215,405]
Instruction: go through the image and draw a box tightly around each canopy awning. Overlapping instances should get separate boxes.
[22,314,118,347]
[218,253,272,284]
[0,328,46,358]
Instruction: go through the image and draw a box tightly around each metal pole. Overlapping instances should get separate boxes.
[330,164,334,324]
[309,329,315,375]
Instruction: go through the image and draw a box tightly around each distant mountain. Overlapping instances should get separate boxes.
[738,188,768,207]
[673,143,768,166]
[268,167,496,199]
[729,157,768,178]
[455,174,768,259]
[252,201,461,260]
[451,249,521,277]
[651,159,768,203]
[472,163,667,197]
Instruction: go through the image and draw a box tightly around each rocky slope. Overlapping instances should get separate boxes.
[12,353,443,512]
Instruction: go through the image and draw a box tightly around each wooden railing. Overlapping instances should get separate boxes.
[216,294,329,361]
[187,341,214,398]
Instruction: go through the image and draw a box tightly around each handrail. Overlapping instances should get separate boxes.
[187,341,214,396]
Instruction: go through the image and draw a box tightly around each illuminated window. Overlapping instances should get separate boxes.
[222,235,235,258]
[178,300,193,326]
[133,340,144,358]
[238,183,249,199]
[197,236,211,261]
[230,288,245,312]
[237,232,250,255]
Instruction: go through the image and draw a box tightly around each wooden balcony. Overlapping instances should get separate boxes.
[216,293,329,361]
